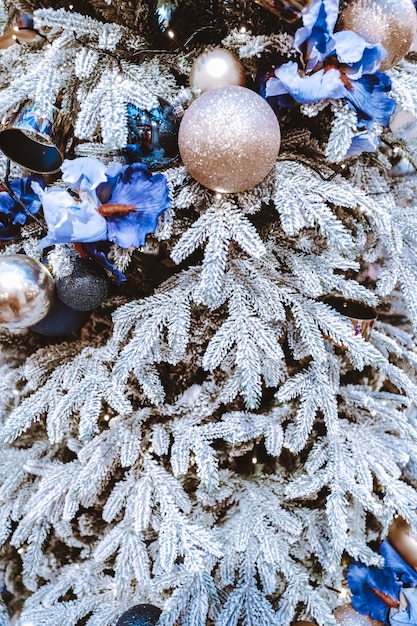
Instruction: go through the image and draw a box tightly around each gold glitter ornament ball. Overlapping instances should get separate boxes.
[388,516,417,569]
[190,48,246,93]
[337,0,417,71]
[178,86,281,193]
[334,606,383,626]
[0,254,54,328]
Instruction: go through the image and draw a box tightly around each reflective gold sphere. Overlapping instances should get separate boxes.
[178,86,281,194]
[190,48,246,93]
[0,254,54,328]
[388,516,417,570]
[337,0,417,71]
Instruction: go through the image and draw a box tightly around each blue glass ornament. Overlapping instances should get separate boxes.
[116,604,162,626]
[122,98,180,170]
[30,297,90,336]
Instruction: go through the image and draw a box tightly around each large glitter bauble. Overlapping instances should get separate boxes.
[116,604,162,626]
[190,48,246,93]
[55,258,109,312]
[337,0,417,71]
[121,98,180,170]
[253,0,313,23]
[178,86,281,193]
[388,516,417,569]
[334,606,383,626]
[0,254,54,328]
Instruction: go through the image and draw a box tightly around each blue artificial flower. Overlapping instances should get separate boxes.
[33,184,108,249]
[348,562,401,622]
[79,241,126,285]
[264,0,396,155]
[344,130,380,159]
[61,157,109,194]
[96,163,171,249]
[0,175,45,241]
[390,588,417,625]
[380,541,417,587]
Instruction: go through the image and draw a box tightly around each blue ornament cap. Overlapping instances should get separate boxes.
[116,604,162,626]
[122,98,179,170]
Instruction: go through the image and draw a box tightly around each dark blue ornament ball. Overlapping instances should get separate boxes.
[116,604,162,626]
[122,98,180,170]
[30,297,91,336]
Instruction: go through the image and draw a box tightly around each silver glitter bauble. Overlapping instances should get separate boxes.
[0,254,54,328]
[189,48,246,93]
[388,516,417,569]
[334,606,383,626]
[337,0,417,71]
[178,86,281,193]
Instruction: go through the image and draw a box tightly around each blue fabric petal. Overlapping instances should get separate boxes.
[0,175,45,230]
[267,61,345,104]
[348,563,401,623]
[345,131,380,158]
[80,241,126,285]
[61,157,108,193]
[344,72,396,127]
[333,31,387,78]
[103,164,170,249]
[33,185,107,249]
[380,541,417,587]
[390,589,417,625]
[295,0,338,59]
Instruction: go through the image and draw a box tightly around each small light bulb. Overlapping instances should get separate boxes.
[252,456,257,464]
[167,29,175,39]
[149,446,154,453]
[13,26,19,32]
[12,34,17,41]
[18,547,24,554]
[69,3,74,8]
[215,193,222,200]
[103,414,110,421]
[239,26,247,34]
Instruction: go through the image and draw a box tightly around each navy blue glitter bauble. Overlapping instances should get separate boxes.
[116,604,162,626]
[122,98,180,170]
[30,297,90,336]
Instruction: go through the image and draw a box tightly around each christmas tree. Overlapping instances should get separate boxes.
[1,0,417,624]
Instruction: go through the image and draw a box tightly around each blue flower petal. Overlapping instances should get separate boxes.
[390,589,417,625]
[33,184,107,249]
[295,0,338,59]
[267,61,345,104]
[345,131,380,158]
[348,563,401,623]
[344,72,396,127]
[380,540,417,587]
[103,164,170,249]
[333,31,387,78]
[0,175,45,230]
[61,157,108,193]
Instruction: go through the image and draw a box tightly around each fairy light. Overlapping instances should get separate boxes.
[252,456,257,464]
[167,29,175,40]
[148,445,154,453]
[103,414,110,421]
[239,25,247,33]
[215,193,222,200]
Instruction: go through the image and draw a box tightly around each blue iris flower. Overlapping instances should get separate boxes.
[380,541,417,587]
[0,175,45,241]
[96,163,171,249]
[264,0,396,155]
[348,562,401,623]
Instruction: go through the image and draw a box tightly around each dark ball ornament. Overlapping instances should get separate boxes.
[116,604,162,626]
[121,98,180,170]
[55,258,109,311]
[30,297,91,336]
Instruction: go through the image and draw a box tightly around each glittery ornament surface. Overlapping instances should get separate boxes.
[190,48,246,93]
[337,0,417,71]
[116,604,162,626]
[56,258,109,311]
[0,254,54,328]
[178,86,281,193]
[334,605,383,626]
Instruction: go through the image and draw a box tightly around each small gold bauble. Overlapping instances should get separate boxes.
[388,516,417,570]
[189,48,246,93]
[0,254,54,328]
[337,0,417,71]
[334,605,384,626]
[178,86,281,194]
